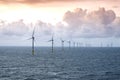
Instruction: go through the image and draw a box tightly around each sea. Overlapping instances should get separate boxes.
[0,47,120,80]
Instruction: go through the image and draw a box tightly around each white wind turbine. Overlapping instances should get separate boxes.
[27,27,36,55]
[48,35,54,53]
[61,38,65,51]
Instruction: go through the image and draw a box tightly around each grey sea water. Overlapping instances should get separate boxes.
[0,47,120,80]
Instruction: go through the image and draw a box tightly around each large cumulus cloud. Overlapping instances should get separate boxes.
[0,7,120,39]
[62,7,120,38]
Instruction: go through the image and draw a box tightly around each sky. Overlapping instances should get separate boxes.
[0,0,120,47]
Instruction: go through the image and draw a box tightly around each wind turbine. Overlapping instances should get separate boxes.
[77,42,79,47]
[110,42,113,47]
[27,27,35,55]
[79,43,82,47]
[61,39,65,51]
[32,27,35,55]
[48,35,54,53]
[73,42,76,48]
[67,41,71,48]
[101,42,103,47]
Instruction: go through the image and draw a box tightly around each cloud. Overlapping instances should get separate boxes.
[0,7,120,39]
[86,8,116,25]
[0,20,55,39]
[112,5,119,8]
[0,0,83,4]
[0,0,119,5]
[35,20,54,36]
[0,19,29,36]
[61,7,120,38]
[111,17,120,37]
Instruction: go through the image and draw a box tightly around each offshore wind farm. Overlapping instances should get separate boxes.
[1,0,120,80]
[0,27,119,80]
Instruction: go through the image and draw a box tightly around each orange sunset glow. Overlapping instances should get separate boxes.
[0,0,120,24]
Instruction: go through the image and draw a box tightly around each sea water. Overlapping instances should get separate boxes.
[0,47,120,80]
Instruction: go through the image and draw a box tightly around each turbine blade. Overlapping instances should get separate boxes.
[48,40,52,42]
[26,38,32,40]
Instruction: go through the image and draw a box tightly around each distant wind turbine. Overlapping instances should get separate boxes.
[101,42,103,47]
[77,42,79,47]
[67,41,71,48]
[111,42,113,47]
[79,43,82,47]
[48,35,54,53]
[73,42,75,48]
[61,39,65,51]
[107,44,109,47]
[27,27,35,55]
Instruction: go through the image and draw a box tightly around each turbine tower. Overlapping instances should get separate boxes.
[48,35,54,53]
[79,43,82,47]
[26,23,36,55]
[32,27,35,55]
[61,39,65,51]
[101,42,103,47]
[67,41,71,48]
[27,27,35,55]
[77,42,79,47]
[111,42,113,47]
[73,42,75,48]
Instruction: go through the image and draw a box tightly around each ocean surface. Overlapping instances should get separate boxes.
[0,47,120,80]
